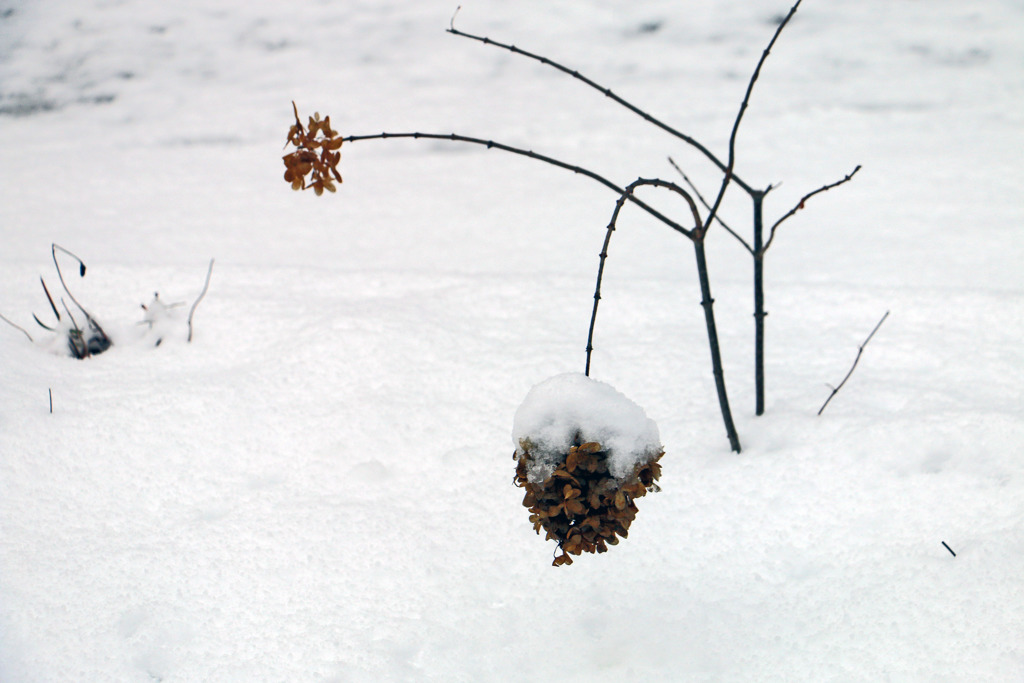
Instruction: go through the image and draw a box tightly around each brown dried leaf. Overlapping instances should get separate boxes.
[565,449,578,473]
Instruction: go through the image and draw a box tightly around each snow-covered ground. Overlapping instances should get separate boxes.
[1,0,1022,680]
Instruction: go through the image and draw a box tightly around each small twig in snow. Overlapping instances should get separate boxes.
[818,311,890,416]
[187,259,215,343]
[0,312,33,342]
[942,541,956,557]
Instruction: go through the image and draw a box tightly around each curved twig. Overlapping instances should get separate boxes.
[51,244,112,356]
[585,178,699,375]
[583,177,741,453]
[37,276,63,329]
[342,131,691,236]
[187,259,215,343]
[446,22,757,196]
[51,244,90,319]
[0,312,33,342]
[762,164,861,254]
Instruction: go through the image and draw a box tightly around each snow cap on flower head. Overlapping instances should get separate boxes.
[512,372,662,483]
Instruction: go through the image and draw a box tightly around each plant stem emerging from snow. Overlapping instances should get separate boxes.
[818,311,889,416]
[187,259,215,343]
[0,312,33,342]
[51,244,112,357]
[587,178,740,453]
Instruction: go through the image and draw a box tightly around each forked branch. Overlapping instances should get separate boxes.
[762,165,861,253]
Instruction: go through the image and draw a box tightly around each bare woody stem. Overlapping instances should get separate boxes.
[668,156,753,254]
[341,132,692,236]
[446,21,760,195]
[187,258,215,343]
[51,244,90,321]
[761,164,861,254]
[701,0,803,237]
[0,312,33,342]
[585,178,741,453]
[818,310,889,416]
[586,178,699,374]
[51,243,111,348]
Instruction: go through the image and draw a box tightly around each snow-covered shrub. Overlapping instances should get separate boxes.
[512,373,663,566]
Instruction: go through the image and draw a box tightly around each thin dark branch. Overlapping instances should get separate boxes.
[0,312,33,342]
[585,177,700,375]
[61,299,78,330]
[51,244,111,349]
[445,23,757,196]
[701,0,803,236]
[582,177,740,452]
[762,164,861,253]
[668,156,753,254]
[40,277,60,322]
[187,259,215,343]
[818,311,890,416]
[32,314,55,331]
[342,131,692,236]
[51,244,90,319]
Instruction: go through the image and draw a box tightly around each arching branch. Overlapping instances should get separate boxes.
[342,131,692,236]
[586,178,699,375]
[584,177,741,453]
[668,156,754,255]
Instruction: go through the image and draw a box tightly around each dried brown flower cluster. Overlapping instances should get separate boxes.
[515,440,663,567]
[283,102,343,195]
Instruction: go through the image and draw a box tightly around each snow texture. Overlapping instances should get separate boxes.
[1,0,1023,681]
[513,372,662,483]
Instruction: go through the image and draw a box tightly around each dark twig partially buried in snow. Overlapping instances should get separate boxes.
[818,311,889,416]
[49,244,112,358]
[0,312,33,342]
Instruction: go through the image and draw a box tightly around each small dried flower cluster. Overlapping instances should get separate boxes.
[515,439,662,567]
[283,101,343,195]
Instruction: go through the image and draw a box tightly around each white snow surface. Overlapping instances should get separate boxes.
[512,372,662,483]
[2,0,1023,681]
